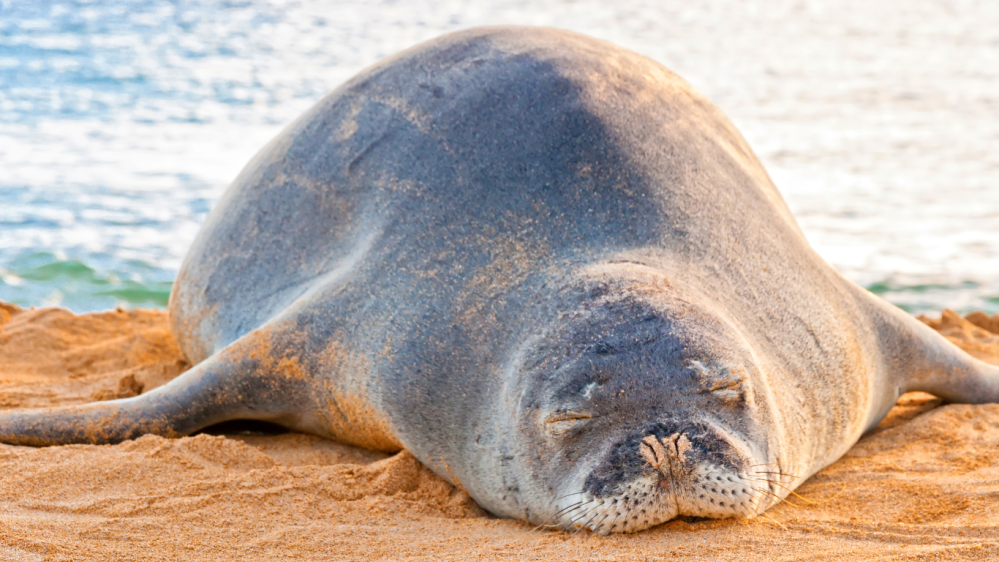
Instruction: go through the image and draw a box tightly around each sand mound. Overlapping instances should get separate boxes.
[1,303,999,560]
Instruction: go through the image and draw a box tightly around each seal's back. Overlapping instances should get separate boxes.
[169,26,808,366]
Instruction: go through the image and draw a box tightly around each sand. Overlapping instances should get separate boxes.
[1,301,999,560]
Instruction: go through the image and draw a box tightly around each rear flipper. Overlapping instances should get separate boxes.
[902,317,999,404]
[0,328,313,446]
[869,295,999,405]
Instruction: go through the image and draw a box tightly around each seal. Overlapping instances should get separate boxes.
[2,26,997,533]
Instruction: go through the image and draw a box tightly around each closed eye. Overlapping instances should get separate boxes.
[544,411,597,436]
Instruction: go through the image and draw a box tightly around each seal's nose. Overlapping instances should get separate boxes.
[639,432,693,471]
[639,435,667,468]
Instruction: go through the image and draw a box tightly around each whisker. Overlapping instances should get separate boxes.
[533,500,588,531]
[744,477,792,487]
[752,478,844,506]
[778,482,847,506]
[587,512,612,535]
[749,485,802,509]
[554,500,590,519]
[751,471,800,480]
[747,485,781,504]
[584,510,608,536]
[603,511,624,535]
[568,509,596,534]
[562,502,597,525]
[761,512,788,530]
[570,504,599,525]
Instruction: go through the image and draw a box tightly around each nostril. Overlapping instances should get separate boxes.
[661,432,693,463]
[639,441,658,467]
[639,435,668,468]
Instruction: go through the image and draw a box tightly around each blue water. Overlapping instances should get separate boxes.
[2,0,998,314]
[0,0,326,310]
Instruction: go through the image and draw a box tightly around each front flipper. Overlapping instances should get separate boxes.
[0,327,318,446]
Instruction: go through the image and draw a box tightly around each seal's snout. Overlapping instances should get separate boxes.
[639,433,693,470]
[559,421,767,533]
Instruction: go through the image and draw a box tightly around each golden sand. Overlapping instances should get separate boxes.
[1,300,998,560]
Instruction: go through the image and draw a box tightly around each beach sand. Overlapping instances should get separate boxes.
[1,301,998,560]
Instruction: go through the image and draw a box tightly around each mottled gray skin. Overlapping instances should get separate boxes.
[3,27,998,533]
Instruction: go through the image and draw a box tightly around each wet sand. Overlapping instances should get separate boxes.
[1,300,999,560]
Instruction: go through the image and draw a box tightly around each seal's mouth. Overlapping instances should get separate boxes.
[551,421,773,533]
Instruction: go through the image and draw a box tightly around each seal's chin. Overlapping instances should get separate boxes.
[553,423,773,533]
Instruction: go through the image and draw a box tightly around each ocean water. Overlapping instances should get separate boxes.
[1,0,998,314]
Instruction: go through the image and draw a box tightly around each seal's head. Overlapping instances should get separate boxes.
[498,263,786,533]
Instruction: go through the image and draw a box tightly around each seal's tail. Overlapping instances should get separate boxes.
[0,330,309,446]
